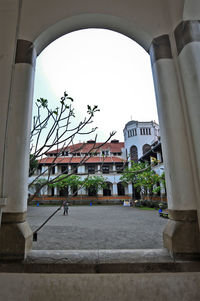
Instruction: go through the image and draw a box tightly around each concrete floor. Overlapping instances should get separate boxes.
[27,205,168,250]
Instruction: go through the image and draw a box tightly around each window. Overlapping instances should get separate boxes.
[102,165,109,174]
[116,164,123,173]
[130,145,138,162]
[88,165,95,174]
[61,165,68,174]
[102,150,109,156]
[140,128,151,135]
[128,129,137,137]
[50,166,55,175]
[37,166,42,175]
[142,144,151,155]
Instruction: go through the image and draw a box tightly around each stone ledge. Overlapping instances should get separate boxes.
[0,249,200,274]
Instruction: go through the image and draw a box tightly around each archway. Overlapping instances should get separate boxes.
[117,182,127,196]
[1,2,200,260]
[103,182,112,196]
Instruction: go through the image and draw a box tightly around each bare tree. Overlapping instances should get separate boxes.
[29,92,116,201]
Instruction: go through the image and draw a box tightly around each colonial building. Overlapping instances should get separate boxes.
[29,139,134,202]
[29,121,166,202]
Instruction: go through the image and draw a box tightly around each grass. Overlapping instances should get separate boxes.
[135,206,157,211]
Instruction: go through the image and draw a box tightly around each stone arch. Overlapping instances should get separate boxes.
[1,1,200,259]
[117,182,126,196]
[103,182,112,196]
[34,13,150,56]
[142,144,151,155]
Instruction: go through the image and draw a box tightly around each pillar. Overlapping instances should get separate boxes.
[150,35,200,257]
[97,164,101,174]
[54,186,58,196]
[0,40,35,260]
[157,152,162,163]
[98,188,103,197]
[55,165,59,174]
[128,183,133,197]
[113,183,118,196]
[174,20,200,233]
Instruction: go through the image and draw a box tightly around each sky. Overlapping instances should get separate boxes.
[33,28,158,144]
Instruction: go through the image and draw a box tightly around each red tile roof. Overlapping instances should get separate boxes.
[39,156,126,164]
[47,141,124,155]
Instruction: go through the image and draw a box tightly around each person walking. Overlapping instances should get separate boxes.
[63,201,69,216]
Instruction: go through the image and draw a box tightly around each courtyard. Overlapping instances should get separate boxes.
[27,205,168,250]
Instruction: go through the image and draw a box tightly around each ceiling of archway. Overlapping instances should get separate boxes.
[18,0,187,53]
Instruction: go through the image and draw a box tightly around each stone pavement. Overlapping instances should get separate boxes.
[27,205,168,250]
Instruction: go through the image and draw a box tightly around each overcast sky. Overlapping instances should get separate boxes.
[33,28,158,143]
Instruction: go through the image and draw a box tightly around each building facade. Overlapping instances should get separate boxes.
[29,121,165,203]
[29,139,134,202]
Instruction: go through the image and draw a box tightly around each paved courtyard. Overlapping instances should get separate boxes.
[27,205,168,250]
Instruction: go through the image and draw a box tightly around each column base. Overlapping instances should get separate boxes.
[163,210,200,258]
[0,212,32,261]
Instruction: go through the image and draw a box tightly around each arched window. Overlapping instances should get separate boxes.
[88,186,97,196]
[103,182,112,196]
[142,144,151,155]
[59,186,68,197]
[130,145,138,162]
[117,182,125,196]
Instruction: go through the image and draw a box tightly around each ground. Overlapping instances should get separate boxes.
[27,205,168,250]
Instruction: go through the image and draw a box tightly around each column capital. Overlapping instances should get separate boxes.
[149,35,172,64]
[174,20,200,55]
[15,39,36,65]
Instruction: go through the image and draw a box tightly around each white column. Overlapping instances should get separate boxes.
[150,34,199,255]
[54,186,58,196]
[175,21,200,225]
[150,35,196,211]
[3,45,36,213]
[98,188,103,196]
[0,0,19,200]
[97,165,101,174]
[128,183,133,197]
[55,165,58,174]
[0,39,35,259]
[113,183,118,196]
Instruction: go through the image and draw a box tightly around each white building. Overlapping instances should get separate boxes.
[29,121,165,202]
[29,139,133,202]
[123,120,160,162]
